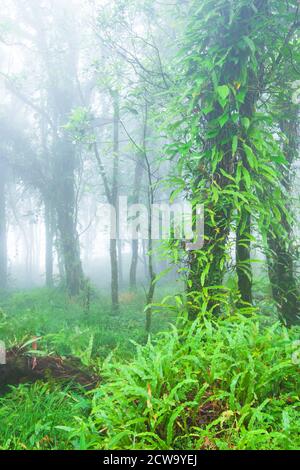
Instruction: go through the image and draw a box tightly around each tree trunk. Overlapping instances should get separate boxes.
[143,104,156,332]
[0,157,7,290]
[186,3,267,319]
[110,238,119,314]
[145,234,156,333]
[267,109,300,326]
[130,239,139,290]
[45,200,54,288]
[129,154,144,290]
[118,240,123,287]
[235,64,259,306]
[187,205,232,320]
[110,91,120,313]
[236,209,252,305]
[142,239,149,280]
[267,234,300,326]
[56,229,65,282]
[54,139,83,297]
[56,208,83,297]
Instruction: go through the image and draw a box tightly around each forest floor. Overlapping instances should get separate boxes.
[0,286,299,450]
[0,286,178,449]
[0,286,178,361]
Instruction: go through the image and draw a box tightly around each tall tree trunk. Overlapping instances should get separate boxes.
[130,239,139,290]
[187,206,232,319]
[129,154,144,290]
[142,239,149,279]
[45,199,54,288]
[33,1,84,297]
[142,104,156,332]
[267,108,300,326]
[118,240,123,287]
[110,238,119,314]
[145,217,156,333]
[56,228,65,282]
[186,2,265,319]
[110,91,120,314]
[236,209,252,305]
[267,233,300,326]
[55,139,83,296]
[235,73,258,307]
[0,157,7,290]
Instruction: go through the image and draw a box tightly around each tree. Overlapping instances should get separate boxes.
[0,156,7,290]
[267,94,300,325]
[1,0,85,295]
[129,151,144,290]
[166,0,300,321]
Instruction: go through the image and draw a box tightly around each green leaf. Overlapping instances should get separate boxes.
[273,206,281,221]
[243,36,256,54]
[55,426,74,432]
[217,85,230,101]
[232,136,238,155]
[219,113,229,128]
[220,168,236,182]
[242,166,251,189]
[241,117,250,130]
[236,90,246,104]
[236,162,242,183]
[243,144,258,170]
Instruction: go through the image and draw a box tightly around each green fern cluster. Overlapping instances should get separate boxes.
[67,314,300,450]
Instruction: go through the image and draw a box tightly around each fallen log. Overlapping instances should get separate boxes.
[0,347,99,394]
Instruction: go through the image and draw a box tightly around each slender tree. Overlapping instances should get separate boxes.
[129,152,144,290]
[0,156,7,290]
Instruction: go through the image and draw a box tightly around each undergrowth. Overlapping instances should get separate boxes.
[0,287,177,360]
[0,289,299,450]
[53,315,300,450]
[0,383,90,450]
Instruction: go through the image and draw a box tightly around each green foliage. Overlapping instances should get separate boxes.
[61,314,300,450]
[0,289,299,450]
[162,0,300,321]
[1,0,300,453]
[0,382,89,450]
[0,288,177,360]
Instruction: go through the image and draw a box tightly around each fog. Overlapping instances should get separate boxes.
[0,0,181,298]
[0,0,300,452]
[0,0,299,315]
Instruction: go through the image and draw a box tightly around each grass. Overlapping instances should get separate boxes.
[0,286,178,361]
[0,383,90,450]
[0,287,299,450]
[0,286,177,450]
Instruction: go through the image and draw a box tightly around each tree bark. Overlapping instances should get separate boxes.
[267,109,300,326]
[186,2,265,319]
[143,104,156,332]
[236,209,252,305]
[45,199,54,288]
[110,238,119,314]
[110,91,120,313]
[0,157,7,290]
[54,139,83,296]
[129,154,144,290]
[118,240,123,287]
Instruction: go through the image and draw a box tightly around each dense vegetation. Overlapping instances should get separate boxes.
[0,0,299,452]
[0,288,299,450]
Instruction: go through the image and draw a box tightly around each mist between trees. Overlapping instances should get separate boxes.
[0,0,300,323]
[0,0,300,452]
